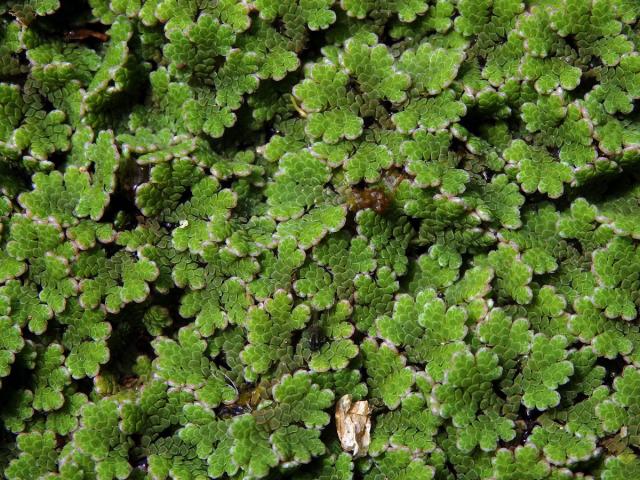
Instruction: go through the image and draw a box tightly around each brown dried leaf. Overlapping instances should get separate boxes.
[335,394,371,457]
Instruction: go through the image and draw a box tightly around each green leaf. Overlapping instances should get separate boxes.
[519,334,574,410]
[241,291,310,377]
[504,140,574,199]
[362,338,414,409]
[400,43,465,96]
[5,431,58,480]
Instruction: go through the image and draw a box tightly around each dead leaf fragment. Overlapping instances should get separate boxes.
[335,394,371,457]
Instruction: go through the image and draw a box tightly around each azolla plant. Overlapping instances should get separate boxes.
[1,0,640,478]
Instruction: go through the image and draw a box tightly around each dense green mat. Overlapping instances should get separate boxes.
[1,0,640,478]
